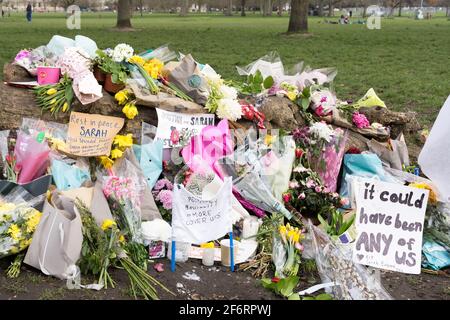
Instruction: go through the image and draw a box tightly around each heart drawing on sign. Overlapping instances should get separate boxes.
[357,254,364,261]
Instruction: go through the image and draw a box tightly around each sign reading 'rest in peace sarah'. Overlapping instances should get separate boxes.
[67,112,124,157]
[353,179,428,274]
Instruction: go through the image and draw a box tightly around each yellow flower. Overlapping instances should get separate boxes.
[286,91,297,101]
[19,238,32,250]
[50,98,57,105]
[128,55,146,66]
[114,90,129,105]
[110,148,123,159]
[99,156,114,169]
[264,135,273,146]
[8,224,22,241]
[287,229,295,241]
[0,203,16,212]
[101,219,117,231]
[143,58,164,79]
[119,234,125,243]
[10,246,19,254]
[409,182,437,204]
[62,102,69,112]
[46,88,57,95]
[26,211,42,233]
[200,242,215,249]
[279,225,287,235]
[293,232,300,243]
[113,134,133,149]
[122,103,138,120]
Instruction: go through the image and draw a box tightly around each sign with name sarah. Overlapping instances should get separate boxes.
[353,179,428,274]
[67,112,124,157]
[155,108,215,148]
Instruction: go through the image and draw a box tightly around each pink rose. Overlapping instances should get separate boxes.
[298,192,306,200]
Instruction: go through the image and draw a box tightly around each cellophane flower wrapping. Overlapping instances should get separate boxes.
[102,157,147,244]
[0,187,43,258]
[308,129,347,193]
[308,220,392,300]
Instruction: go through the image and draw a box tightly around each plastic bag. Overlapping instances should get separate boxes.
[50,158,90,191]
[308,220,392,300]
[422,238,450,270]
[133,140,164,190]
[14,131,50,184]
[272,235,287,278]
[21,117,68,141]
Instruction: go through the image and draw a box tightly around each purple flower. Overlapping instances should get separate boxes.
[292,127,310,145]
[306,179,315,189]
[15,50,30,62]
[352,112,370,129]
[154,178,173,191]
[156,190,173,210]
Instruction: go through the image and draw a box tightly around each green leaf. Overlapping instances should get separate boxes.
[288,293,301,300]
[253,70,263,85]
[302,296,315,300]
[279,276,299,297]
[263,76,274,89]
[315,293,333,300]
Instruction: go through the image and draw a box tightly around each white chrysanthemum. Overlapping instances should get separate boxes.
[216,98,242,121]
[309,122,334,142]
[112,43,134,62]
[219,84,238,100]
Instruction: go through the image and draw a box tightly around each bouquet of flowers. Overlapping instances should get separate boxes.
[14,47,55,76]
[282,165,344,220]
[34,74,74,116]
[151,178,173,222]
[98,133,134,170]
[76,200,173,299]
[274,222,305,277]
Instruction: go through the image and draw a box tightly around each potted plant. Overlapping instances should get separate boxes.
[95,49,128,94]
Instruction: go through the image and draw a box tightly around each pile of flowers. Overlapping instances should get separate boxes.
[115,89,139,120]
[34,74,74,116]
[98,134,134,169]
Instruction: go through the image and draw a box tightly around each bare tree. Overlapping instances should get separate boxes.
[180,0,189,16]
[117,0,132,28]
[288,0,308,32]
[241,0,246,16]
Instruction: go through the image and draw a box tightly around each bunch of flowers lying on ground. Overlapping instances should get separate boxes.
[152,178,174,222]
[98,134,134,169]
[282,165,344,219]
[203,70,243,121]
[76,200,173,299]
[34,74,74,116]
[276,223,305,277]
[0,202,42,278]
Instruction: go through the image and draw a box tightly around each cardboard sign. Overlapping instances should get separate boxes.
[353,179,428,274]
[66,112,124,157]
[171,177,232,244]
[155,108,215,148]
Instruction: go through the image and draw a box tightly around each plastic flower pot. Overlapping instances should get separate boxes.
[93,66,106,83]
[37,66,61,85]
[104,73,125,94]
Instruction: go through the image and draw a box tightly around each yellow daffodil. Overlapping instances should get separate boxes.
[200,242,215,249]
[62,102,69,112]
[264,135,273,146]
[110,148,123,159]
[279,225,287,235]
[128,55,146,66]
[114,90,129,105]
[50,98,57,105]
[286,91,297,101]
[8,224,21,241]
[113,134,133,149]
[46,88,57,95]
[99,156,114,169]
[143,58,164,79]
[409,182,437,204]
[122,103,138,120]
[101,219,117,231]
[119,234,125,244]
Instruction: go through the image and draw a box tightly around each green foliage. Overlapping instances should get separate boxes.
[318,210,355,237]
[236,70,274,95]
[261,275,299,298]
[95,49,128,84]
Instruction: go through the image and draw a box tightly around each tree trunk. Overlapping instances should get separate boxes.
[398,0,402,16]
[241,0,246,16]
[362,4,367,18]
[446,3,449,17]
[277,0,282,16]
[225,0,233,15]
[288,0,308,33]
[117,0,132,28]
[180,0,189,16]
[318,0,323,16]
[328,0,333,16]
[263,0,272,16]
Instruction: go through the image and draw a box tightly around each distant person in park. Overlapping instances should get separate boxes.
[2,10,4,18]
[349,10,353,17]
[26,3,32,22]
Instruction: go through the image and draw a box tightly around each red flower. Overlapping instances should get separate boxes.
[295,148,303,159]
[315,105,325,117]
[282,193,292,203]
[346,147,361,154]
[271,277,280,283]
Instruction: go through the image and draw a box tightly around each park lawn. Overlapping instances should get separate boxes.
[0,13,449,126]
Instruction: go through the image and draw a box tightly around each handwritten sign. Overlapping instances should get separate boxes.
[66,112,124,157]
[353,179,428,274]
[171,177,232,244]
[155,108,215,148]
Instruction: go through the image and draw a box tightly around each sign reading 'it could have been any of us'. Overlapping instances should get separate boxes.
[353,179,428,274]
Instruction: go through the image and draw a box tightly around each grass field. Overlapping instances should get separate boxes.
[1,12,449,126]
